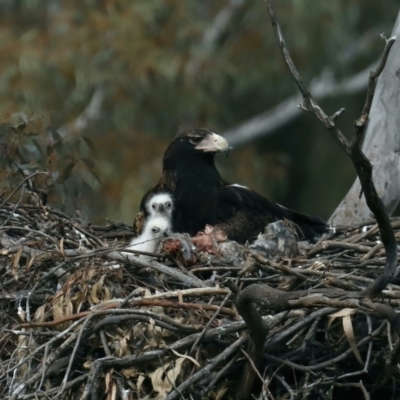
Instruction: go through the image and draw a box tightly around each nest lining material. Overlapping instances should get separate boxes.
[1,200,400,400]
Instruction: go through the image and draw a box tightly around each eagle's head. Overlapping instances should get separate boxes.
[144,216,171,240]
[146,193,173,218]
[164,128,230,162]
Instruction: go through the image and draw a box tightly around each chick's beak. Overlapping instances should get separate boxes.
[195,132,230,154]
[159,204,164,213]
[163,230,169,238]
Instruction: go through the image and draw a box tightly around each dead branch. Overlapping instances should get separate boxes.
[2,172,400,398]
[266,0,397,298]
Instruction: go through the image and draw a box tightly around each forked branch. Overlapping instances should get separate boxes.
[266,0,397,297]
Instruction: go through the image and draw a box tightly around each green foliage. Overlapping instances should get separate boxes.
[0,115,100,217]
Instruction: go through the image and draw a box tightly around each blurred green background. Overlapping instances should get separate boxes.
[0,0,398,224]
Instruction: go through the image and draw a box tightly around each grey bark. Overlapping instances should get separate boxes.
[223,64,373,147]
[330,10,400,225]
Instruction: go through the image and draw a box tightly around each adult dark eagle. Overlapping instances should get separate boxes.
[139,128,327,243]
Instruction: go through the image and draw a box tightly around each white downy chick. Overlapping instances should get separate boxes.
[126,216,171,256]
[146,193,174,221]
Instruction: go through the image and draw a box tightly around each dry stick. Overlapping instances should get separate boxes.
[275,374,295,400]
[140,287,229,300]
[241,349,273,398]
[361,242,383,260]
[225,279,268,400]
[10,326,83,399]
[99,330,127,400]
[164,336,248,400]
[15,302,234,330]
[76,318,248,391]
[264,321,386,373]
[0,226,58,244]
[73,223,104,247]
[333,382,370,400]
[264,307,337,351]
[109,250,208,288]
[307,241,372,257]
[337,314,372,380]
[199,352,241,395]
[266,0,397,298]
[38,343,49,392]
[189,290,232,354]
[57,314,94,396]
[16,375,88,400]
[1,185,26,227]
[1,317,84,380]
[0,171,48,207]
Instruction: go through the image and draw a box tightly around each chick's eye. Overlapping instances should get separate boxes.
[152,204,156,210]
[152,228,160,234]
[166,202,171,209]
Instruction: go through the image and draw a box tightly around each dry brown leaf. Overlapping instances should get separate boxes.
[33,304,46,323]
[12,247,23,269]
[137,374,149,400]
[86,268,97,282]
[43,379,51,391]
[121,368,139,379]
[149,363,171,399]
[11,247,23,281]
[143,288,152,298]
[148,358,187,399]
[169,348,200,367]
[72,290,87,314]
[59,237,65,257]
[103,285,112,301]
[25,254,35,271]
[16,301,26,321]
[90,274,106,304]
[310,261,326,270]
[52,295,65,321]
[342,315,363,364]
[215,386,229,400]
[117,336,128,357]
[107,380,117,400]
[327,308,358,329]
[52,293,73,330]
[105,370,112,393]
[145,318,164,345]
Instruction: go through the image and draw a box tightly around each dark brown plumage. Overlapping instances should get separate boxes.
[139,128,327,243]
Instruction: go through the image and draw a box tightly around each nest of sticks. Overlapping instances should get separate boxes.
[1,187,400,400]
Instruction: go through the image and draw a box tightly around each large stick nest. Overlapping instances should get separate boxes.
[1,194,400,400]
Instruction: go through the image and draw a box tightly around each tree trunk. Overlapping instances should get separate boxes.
[330,10,400,226]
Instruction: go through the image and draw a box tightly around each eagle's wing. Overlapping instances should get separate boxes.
[214,184,326,242]
[217,184,286,218]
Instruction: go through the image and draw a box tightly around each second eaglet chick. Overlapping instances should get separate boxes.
[133,193,174,237]
[127,216,171,257]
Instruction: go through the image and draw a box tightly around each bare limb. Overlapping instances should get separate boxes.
[266,0,397,297]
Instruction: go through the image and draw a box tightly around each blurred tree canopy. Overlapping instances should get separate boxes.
[0,0,398,223]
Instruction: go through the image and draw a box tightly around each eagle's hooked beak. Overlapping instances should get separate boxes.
[195,132,230,154]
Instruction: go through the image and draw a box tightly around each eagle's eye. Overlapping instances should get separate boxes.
[152,204,157,210]
[151,227,160,234]
[166,202,172,209]
[190,136,203,145]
